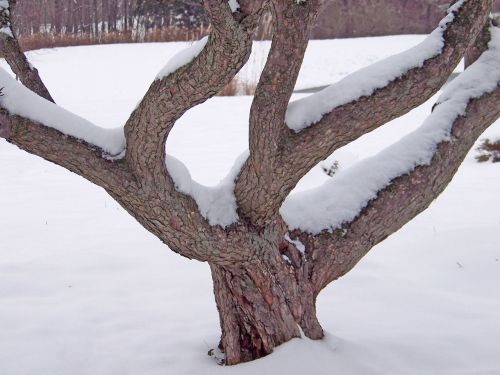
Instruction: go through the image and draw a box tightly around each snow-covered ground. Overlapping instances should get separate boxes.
[0,37,499,375]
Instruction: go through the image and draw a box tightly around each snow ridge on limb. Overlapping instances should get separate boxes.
[281,25,500,234]
[0,68,126,156]
[156,36,209,80]
[301,24,500,293]
[285,0,466,132]
[166,151,249,227]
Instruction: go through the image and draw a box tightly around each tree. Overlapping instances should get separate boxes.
[0,0,499,366]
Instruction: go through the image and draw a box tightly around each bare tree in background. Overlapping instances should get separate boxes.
[11,0,203,37]
[10,0,124,35]
[1,0,499,366]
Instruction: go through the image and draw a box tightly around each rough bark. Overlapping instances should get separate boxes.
[210,232,323,364]
[465,15,498,68]
[210,262,300,365]
[1,0,499,366]
[236,0,323,226]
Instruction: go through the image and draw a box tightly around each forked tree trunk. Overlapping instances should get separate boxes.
[1,0,498,369]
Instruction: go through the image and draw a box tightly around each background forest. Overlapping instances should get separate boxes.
[12,0,500,51]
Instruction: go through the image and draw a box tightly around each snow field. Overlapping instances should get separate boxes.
[0,33,499,374]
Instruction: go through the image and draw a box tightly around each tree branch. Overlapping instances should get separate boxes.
[1,0,130,191]
[283,0,492,178]
[0,110,134,194]
[234,0,323,225]
[300,25,500,292]
[309,88,500,292]
[124,0,263,180]
[234,0,492,228]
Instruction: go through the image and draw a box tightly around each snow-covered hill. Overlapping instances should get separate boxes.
[0,37,499,375]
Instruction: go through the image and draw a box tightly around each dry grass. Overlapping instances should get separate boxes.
[476,138,500,163]
[218,78,257,96]
[16,27,207,53]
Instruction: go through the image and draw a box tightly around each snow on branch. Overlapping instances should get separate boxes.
[281,26,500,234]
[228,0,240,12]
[156,36,209,80]
[0,68,126,156]
[285,0,466,132]
[165,151,248,227]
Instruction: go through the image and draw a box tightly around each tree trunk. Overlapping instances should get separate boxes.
[209,245,324,365]
[53,0,63,34]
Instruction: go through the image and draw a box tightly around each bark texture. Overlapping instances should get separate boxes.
[1,0,499,366]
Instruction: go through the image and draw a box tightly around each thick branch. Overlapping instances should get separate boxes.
[124,0,263,180]
[0,0,53,101]
[1,0,130,192]
[308,86,500,292]
[234,0,492,227]
[284,0,492,173]
[0,111,134,194]
[235,0,322,226]
[303,24,500,291]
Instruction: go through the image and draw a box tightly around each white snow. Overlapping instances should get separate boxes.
[156,36,208,80]
[166,151,248,227]
[0,0,9,9]
[0,26,13,38]
[285,0,465,132]
[281,26,500,234]
[0,68,125,156]
[0,33,499,375]
[228,0,240,12]
[282,254,292,264]
[284,233,306,254]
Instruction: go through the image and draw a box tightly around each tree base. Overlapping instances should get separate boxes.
[210,255,323,365]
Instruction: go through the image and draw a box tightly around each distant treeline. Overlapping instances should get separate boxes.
[13,0,211,50]
[9,0,500,51]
